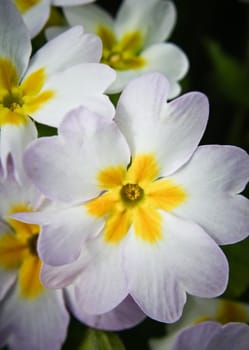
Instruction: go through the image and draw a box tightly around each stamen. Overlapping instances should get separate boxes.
[3,93,23,110]
[109,52,122,65]
[120,183,144,205]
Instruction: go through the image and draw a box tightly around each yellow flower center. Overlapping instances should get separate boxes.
[0,58,54,126]
[97,25,146,70]
[120,183,144,205]
[86,154,187,244]
[13,0,41,13]
[0,204,44,299]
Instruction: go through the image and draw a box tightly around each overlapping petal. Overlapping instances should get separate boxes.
[140,43,189,99]
[0,286,69,350]
[73,236,128,314]
[19,0,50,39]
[66,291,146,331]
[150,297,249,350]
[26,26,102,76]
[38,206,104,265]
[115,0,176,45]
[40,252,90,289]
[63,4,114,33]
[115,73,209,176]
[172,322,221,350]
[172,322,249,350]
[207,322,249,350]
[123,230,186,323]
[0,269,15,301]
[25,63,115,127]
[0,119,37,181]
[24,107,130,201]
[159,212,229,297]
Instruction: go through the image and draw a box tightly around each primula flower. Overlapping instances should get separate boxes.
[164,321,249,350]
[0,137,145,350]
[0,147,69,349]
[60,0,189,96]
[12,0,95,38]
[150,296,249,350]
[0,0,115,175]
[21,73,249,323]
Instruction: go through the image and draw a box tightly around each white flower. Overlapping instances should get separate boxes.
[61,0,189,97]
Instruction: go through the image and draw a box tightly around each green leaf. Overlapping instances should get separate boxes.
[109,92,121,107]
[205,40,249,108]
[78,329,126,350]
[223,237,249,298]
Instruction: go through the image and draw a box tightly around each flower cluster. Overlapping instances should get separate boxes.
[0,0,249,349]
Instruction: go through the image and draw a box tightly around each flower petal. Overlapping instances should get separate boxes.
[66,290,146,330]
[115,72,169,137]
[40,253,89,289]
[140,43,189,98]
[38,206,104,266]
[115,73,209,176]
[0,286,69,350]
[0,119,37,182]
[26,26,102,77]
[208,322,249,350]
[159,212,229,297]
[124,230,186,323]
[172,322,249,350]
[124,211,228,322]
[20,0,50,38]
[173,145,249,194]
[0,269,16,301]
[63,4,114,33]
[74,236,128,314]
[115,0,176,45]
[24,108,130,201]
[0,0,31,77]
[171,145,249,244]
[172,321,221,350]
[29,63,115,127]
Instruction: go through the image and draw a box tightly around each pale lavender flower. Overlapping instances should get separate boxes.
[19,73,249,323]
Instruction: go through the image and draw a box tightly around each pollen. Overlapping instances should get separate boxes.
[109,52,122,65]
[97,25,146,70]
[121,183,144,202]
